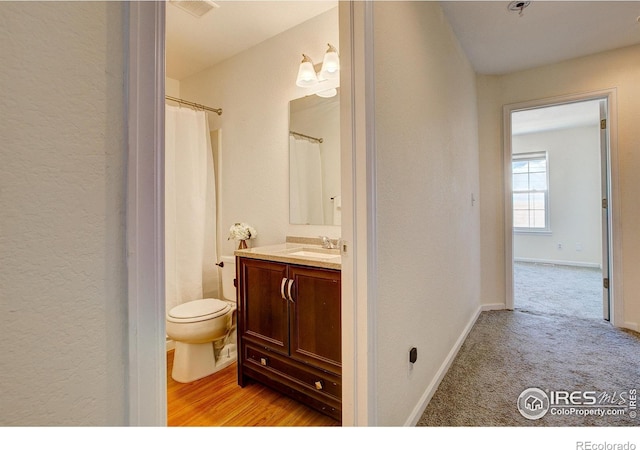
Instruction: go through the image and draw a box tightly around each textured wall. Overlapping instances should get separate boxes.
[372,1,482,425]
[0,2,127,425]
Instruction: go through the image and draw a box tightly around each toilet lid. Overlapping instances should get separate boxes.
[167,298,231,323]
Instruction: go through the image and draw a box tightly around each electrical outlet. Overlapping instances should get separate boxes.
[557,243,562,250]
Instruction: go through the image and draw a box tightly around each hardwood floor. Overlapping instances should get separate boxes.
[167,350,340,426]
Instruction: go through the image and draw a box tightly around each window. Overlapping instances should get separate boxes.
[512,152,549,231]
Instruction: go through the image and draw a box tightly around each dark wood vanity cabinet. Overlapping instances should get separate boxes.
[236,257,342,421]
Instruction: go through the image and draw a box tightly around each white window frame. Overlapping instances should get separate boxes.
[512,151,550,233]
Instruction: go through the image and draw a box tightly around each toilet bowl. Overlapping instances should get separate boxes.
[166,257,238,383]
[166,298,235,383]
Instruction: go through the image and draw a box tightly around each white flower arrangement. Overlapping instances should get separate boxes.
[228,222,257,241]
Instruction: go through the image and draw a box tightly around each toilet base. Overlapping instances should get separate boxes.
[213,341,237,373]
[171,339,238,383]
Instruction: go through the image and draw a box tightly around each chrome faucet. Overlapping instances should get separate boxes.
[320,236,337,249]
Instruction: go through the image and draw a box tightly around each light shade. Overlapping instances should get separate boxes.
[296,54,319,87]
[320,44,340,80]
[316,88,337,98]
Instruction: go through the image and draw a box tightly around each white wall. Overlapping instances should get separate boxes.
[166,77,180,97]
[513,125,602,266]
[0,2,127,425]
[372,1,481,425]
[179,8,340,256]
[478,44,640,330]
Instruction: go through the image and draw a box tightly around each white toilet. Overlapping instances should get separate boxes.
[166,256,237,383]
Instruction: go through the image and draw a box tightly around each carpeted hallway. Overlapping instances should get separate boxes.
[417,262,640,426]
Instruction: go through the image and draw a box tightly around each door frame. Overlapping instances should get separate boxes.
[502,89,622,327]
[598,100,611,320]
[125,1,376,426]
[126,1,167,426]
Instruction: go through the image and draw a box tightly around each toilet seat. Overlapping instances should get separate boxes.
[167,298,231,323]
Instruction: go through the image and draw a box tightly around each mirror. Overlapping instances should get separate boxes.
[289,92,340,225]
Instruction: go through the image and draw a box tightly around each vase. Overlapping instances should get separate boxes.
[238,240,248,250]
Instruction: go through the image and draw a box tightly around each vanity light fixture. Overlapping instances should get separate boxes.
[295,43,340,97]
[320,43,340,80]
[295,54,319,87]
[316,88,337,98]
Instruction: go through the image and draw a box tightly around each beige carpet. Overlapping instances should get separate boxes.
[417,264,640,427]
[514,261,603,320]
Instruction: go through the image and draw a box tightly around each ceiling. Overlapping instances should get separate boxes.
[166,0,338,80]
[512,99,602,135]
[167,1,640,80]
[166,1,639,133]
[440,1,640,75]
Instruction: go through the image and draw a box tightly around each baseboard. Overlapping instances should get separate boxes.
[623,322,639,332]
[482,303,506,311]
[514,257,601,269]
[404,305,482,426]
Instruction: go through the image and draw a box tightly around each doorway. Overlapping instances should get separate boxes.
[163,1,347,426]
[504,93,616,323]
[127,0,370,426]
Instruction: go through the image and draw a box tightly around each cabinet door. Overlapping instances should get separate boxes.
[288,265,341,374]
[238,258,289,355]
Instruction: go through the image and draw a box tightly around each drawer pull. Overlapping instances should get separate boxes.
[260,357,269,366]
[314,380,324,390]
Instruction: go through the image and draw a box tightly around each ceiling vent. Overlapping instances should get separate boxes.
[170,0,219,18]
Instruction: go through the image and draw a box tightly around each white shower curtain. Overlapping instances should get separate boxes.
[289,136,324,224]
[165,105,218,313]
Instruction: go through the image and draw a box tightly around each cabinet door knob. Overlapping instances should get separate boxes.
[260,357,269,366]
[314,380,324,390]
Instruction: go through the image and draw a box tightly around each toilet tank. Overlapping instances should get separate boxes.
[219,255,237,303]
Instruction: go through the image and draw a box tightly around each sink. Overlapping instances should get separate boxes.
[288,250,341,259]
[282,247,341,260]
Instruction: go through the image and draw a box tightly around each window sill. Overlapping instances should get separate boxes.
[514,229,552,236]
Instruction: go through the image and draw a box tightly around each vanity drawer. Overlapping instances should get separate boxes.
[244,344,341,400]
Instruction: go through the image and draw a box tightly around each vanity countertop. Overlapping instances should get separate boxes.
[234,242,341,270]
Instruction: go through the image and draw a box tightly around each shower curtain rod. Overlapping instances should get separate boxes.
[289,130,323,143]
[166,95,222,116]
